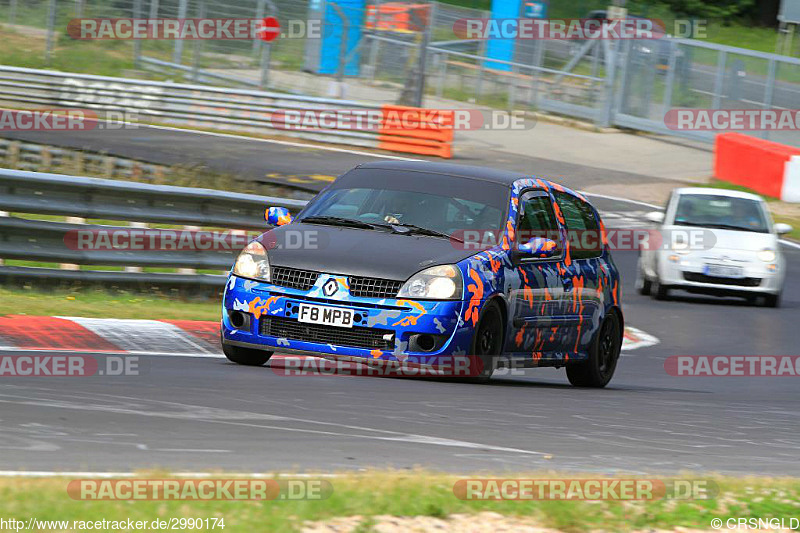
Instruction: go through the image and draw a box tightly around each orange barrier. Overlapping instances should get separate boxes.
[714,132,800,199]
[378,105,454,158]
[365,3,430,33]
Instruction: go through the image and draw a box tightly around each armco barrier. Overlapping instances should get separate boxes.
[714,133,800,202]
[0,65,453,159]
[0,168,309,289]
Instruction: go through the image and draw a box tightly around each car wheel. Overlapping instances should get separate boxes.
[566,312,621,388]
[221,333,273,366]
[468,300,503,383]
[650,277,670,300]
[636,257,652,296]
[762,293,781,308]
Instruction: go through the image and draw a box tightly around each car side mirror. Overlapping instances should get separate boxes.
[645,211,665,224]
[265,206,292,226]
[518,238,558,259]
[774,223,792,235]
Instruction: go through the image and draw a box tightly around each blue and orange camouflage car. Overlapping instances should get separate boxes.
[221,161,623,387]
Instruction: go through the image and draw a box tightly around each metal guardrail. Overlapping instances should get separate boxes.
[0,65,454,157]
[0,168,309,287]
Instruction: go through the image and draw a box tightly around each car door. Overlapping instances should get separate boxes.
[508,189,573,357]
[552,190,607,354]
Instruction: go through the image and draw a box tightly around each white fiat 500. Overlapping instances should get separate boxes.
[637,188,791,307]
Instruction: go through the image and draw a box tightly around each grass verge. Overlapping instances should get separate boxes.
[0,287,220,321]
[0,471,798,532]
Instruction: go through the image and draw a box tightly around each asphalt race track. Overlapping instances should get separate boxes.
[0,131,798,476]
[1,125,684,193]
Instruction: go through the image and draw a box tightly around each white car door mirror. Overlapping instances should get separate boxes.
[774,223,792,235]
[645,211,665,224]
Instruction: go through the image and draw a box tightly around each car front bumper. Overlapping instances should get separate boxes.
[221,274,475,363]
[657,252,785,295]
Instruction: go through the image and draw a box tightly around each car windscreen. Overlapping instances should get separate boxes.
[299,169,510,236]
[673,194,770,233]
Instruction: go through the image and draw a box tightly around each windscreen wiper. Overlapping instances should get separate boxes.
[388,223,464,243]
[299,216,383,230]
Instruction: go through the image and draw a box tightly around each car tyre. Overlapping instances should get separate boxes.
[221,333,273,366]
[566,312,621,388]
[467,300,503,384]
[762,293,781,308]
[650,277,670,300]
[636,257,652,296]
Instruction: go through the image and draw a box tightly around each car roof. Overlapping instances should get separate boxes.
[674,187,765,202]
[355,160,529,187]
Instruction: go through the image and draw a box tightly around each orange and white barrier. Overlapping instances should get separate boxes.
[378,105,454,158]
[714,132,800,202]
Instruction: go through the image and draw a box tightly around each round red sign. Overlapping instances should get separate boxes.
[260,16,280,42]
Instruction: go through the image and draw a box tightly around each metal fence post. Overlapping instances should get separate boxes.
[711,50,727,110]
[149,0,160,19]
[260,43,272,89]
[46,0,57,64]
[133,0,143,68]
[173,0,188,65]
[413,0,435,108]
[191,0,205,82]
[660,40,678,117]
[75,0,83,17]
[529,38,544,109]
[253,0,266,56]
[436,51,446,98]
[609,39,631,127]
[9,0,16,25]
[367,0,382,81]
[762,58,776,141]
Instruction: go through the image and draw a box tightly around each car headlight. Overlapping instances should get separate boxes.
[671,240,691,255]
[397,265,462,300]
[758,249,776,263]
[233,241,270,281]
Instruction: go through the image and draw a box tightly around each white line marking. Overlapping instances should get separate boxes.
[138,123,420,161]
[580,191,660,209]
[0,390,550,458]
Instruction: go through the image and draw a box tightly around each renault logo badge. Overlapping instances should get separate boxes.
[323,279,338,297]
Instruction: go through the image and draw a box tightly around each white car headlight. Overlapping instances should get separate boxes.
[671,239,691,255]
[397,265,463,300]
[758,249,776,263]
[233,241,270,281]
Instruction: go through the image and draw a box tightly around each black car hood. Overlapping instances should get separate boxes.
[259,223,477,281]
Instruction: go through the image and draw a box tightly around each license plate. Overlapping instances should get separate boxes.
[704,264,744,278]
[297,303,354,328]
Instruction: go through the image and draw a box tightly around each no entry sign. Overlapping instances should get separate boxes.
[260,16,280,41]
